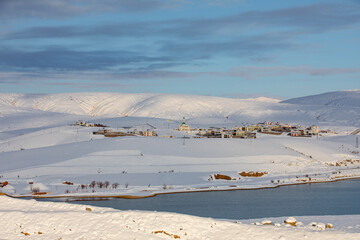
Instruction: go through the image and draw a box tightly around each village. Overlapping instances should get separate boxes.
[75,117,332,139]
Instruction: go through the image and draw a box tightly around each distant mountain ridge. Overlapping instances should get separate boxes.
[282,90,360,108]
[0,91,359,126]
[0,92,280,119]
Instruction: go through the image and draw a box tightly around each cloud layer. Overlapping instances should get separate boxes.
[0,1,359,96]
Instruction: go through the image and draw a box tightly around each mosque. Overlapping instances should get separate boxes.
[178,117,191,131]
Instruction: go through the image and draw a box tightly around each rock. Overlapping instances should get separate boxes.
[85,207,92,212]
[0,181,8,188]
[315,223,326,230]
[214,174,232,180]
[326,223,333,229]
[239,171,268,177]
[21,231,30,236]
[261,220,272,225]
[284,217,296,226]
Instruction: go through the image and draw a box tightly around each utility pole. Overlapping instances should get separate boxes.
[356,136,359,148]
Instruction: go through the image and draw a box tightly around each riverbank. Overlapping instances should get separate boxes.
[2,175,360,200]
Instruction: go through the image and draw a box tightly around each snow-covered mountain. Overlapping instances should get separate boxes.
[0,92,282,118]
[282,90,360,108]
[0,91,359,126]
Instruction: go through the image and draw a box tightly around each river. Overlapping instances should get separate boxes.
[40,179,360,220]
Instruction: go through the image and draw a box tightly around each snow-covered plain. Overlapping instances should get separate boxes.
[1,127,360,198]
[0,91,360,239]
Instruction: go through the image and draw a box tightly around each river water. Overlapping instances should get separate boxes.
[43,179,360,220]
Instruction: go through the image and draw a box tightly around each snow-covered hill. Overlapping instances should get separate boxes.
[0,91,359,126]
[282,90,360,107]
[0,92,281,118]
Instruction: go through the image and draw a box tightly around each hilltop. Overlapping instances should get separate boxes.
[0,91,359,126]
[282,90,360,108]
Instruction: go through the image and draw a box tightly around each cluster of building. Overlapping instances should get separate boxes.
[129,130,157,137]
[195,127,257,139]
[258,122,322,137]
[76,121,107,127]
[177,117,257,138]
[93,129,157,137]
[79,118,323,139]
[289,126,320,137]
[75,120,157,137]
[177,118,322,138]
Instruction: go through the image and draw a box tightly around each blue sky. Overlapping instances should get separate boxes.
[0,0,359,99]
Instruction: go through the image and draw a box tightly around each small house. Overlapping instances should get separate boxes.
[142,130,157,137]
[290,130,301,137]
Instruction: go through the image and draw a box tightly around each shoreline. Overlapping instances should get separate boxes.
[2,176,360,201]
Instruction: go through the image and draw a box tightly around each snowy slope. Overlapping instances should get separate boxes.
[282,90,360,107]
[0,92,282,118]
[1,91,360,126]
[1,128,360,198]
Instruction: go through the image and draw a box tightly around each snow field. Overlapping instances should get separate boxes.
[0,125,359,197]
[1,196,359,240]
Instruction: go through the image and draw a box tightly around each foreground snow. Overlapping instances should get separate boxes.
[1,196,359,240]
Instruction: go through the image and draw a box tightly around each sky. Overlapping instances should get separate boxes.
[0,0,359,99]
